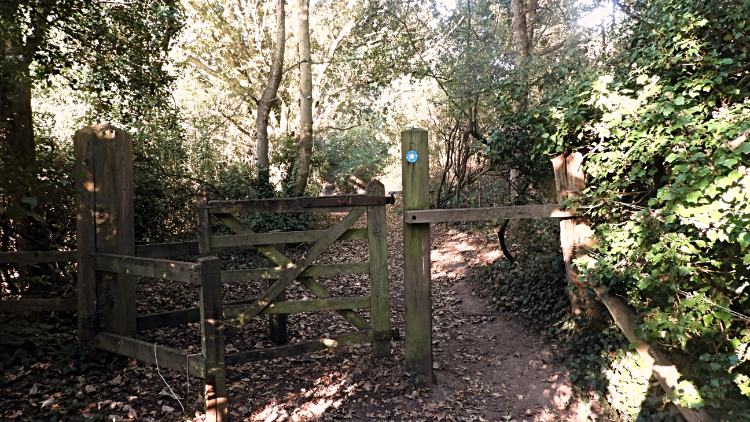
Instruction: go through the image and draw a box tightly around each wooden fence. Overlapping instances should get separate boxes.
[67,124,397,421]
[0,243,200,313]
[399,129,714,422]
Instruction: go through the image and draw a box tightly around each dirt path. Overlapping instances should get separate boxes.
[0,205,598,422]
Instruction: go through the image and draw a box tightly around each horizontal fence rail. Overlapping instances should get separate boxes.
[0,242,201,313]
[95,332,206,377]
[224,330,378,365]
[0,298,78,312]
[92,254,201,284]
[206,195,394,214]
[210,228,368,250]
[136,296,373,332]
[221,261,369,282]
[0,251,77,264]
[403,204,577,224]
[223,296,372,317]
[134,241,200,258]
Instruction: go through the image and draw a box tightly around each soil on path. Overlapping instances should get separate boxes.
[0,204,599,422]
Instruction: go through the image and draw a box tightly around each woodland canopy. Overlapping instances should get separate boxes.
[1,0,749,419]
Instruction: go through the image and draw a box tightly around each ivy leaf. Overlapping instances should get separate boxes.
[6,205,27,222]
[686,191,702,203]
[21,196,39,210]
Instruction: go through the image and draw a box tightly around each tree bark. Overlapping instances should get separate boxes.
[256,0,286,169]
[1,41,35,171]
[1,9,41,263]
[294,0,313,196]
[510,0,532,113]
[509,0,534,201]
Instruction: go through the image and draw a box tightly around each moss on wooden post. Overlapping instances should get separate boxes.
[401,129,433,382]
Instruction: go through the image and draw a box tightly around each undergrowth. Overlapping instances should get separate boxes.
[480,218,689,421]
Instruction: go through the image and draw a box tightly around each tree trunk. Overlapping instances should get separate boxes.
[1,25,40,265]
[510,0,532,113]
[1,47,35,171]
[256,0,286,170]
[294,0,313,196]
[509,0,534,201]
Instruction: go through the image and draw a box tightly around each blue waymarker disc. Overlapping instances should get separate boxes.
[406,150,419,163]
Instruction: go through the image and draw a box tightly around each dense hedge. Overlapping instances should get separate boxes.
[486,0,750,418]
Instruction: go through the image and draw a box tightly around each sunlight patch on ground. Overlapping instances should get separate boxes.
[431,230,500,278]
[247,372,356,422]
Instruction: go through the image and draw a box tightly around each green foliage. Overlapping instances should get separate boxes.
[314,121,393,191]
[482,218,568,329]
[484,0,750,417]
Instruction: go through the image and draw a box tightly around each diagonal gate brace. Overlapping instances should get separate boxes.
[223,206,367,340]
[215,214,369,330]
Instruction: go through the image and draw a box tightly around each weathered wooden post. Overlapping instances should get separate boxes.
[401,129,433,382]
[269,238,287,345]
[199,256,227,422]
[367,180,391,357]
[75,124,136,349]
[553,152,602,324]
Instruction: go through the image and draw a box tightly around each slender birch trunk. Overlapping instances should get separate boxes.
[294,0,313,195]
[256,0,286,170]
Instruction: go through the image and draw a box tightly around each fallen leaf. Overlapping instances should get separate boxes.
[128,408,138,419]
[264,412,278,422]
[29,384,38,395]
[41,397,56,408]
[85,385,97,393]
[159,387,180,400]
[162,405,175,413]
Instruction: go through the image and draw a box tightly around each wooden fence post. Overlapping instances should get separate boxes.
[199,256,227,422]
[74,124,136,347]
[552,152,602,325]
[367,180,390,357]
[401,129,433,382]
[269,238,287,345]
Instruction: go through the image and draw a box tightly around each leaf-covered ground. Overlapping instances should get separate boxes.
[1,204,599,422]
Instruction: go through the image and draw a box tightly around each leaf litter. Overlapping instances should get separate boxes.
[0,202,600,421]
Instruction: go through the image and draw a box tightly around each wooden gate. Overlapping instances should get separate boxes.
[72,124,397,422]
[196,179,396,364]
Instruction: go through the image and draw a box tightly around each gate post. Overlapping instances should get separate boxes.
[552,152,602,325]
[199,256,227,422]
[401,129,433,382]
[75,124,136,349]
[367,180,390,357]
